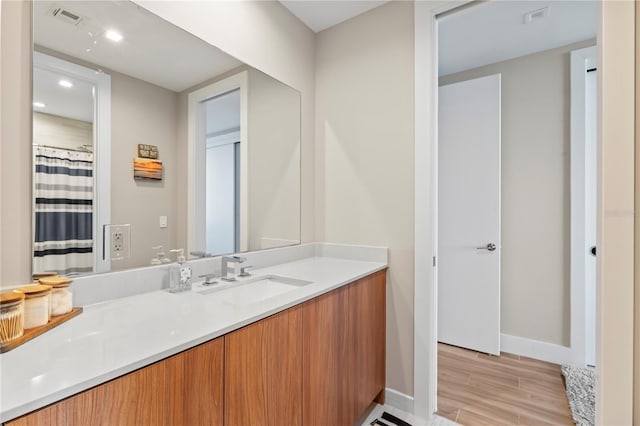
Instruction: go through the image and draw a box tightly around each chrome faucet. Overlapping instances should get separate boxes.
[190,251,212,258]
[221,256,246,281]
[198,273,218,286]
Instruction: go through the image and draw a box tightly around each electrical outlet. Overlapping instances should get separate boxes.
[109,224,131,260]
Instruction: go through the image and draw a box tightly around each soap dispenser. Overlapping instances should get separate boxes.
[168,249,191,293]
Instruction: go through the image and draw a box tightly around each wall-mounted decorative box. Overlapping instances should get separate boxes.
[133,157,163,180]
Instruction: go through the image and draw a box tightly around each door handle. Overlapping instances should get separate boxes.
[476,243,497,252]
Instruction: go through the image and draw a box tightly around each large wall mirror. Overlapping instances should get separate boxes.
[32,0,301,276]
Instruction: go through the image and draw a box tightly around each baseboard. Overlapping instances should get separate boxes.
[501,333,574,365]
[384,388,414,414]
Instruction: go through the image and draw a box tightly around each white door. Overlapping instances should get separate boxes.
[438,74,501,355]
[571,46,597,367]
[206,143,237,255]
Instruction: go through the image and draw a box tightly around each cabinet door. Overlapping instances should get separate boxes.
[7,360,166,426]
[303,270,386,426]
[7,338,224,426]
[225,306,303,426]
[165,338,224,426]
[302,285,350,425]
[349,270,387,415]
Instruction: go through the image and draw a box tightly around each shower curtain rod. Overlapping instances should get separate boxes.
[33,144,93,153]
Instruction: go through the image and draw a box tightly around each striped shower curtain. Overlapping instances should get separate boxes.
[33,146,94,275]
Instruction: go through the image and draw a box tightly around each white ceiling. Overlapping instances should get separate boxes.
[32,0,597,121]
[33,67,95,122]
[33,1,242,93]
[280,0,390,33]
[438,1,598,76]
[279,0,595,73]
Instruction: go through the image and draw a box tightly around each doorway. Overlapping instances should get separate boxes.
[187,71,248,258]
[435,0,597,360]
[203,89,241,256]
[413,1,635,422]
[32,52,111,275]
[434,0,597,421]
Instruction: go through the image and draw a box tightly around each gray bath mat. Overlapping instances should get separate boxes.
[561,365,595,426]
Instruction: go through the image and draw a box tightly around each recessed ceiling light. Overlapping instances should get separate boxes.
[105,30,123,42]
[58,79,73,88]
[33,102,46,108]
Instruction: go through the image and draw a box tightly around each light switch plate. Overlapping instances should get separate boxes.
[159,216,168,228]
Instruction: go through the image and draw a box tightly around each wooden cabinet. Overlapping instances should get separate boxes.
[165,337,224,425]
[302,285,350,425]
[303,269,386,426]
[349,270,386,414]
[225,306,303,426]
[7,338,224,426]
[7,270,386,426]
[225,270,386,426]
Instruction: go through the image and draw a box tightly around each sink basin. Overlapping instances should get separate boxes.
[197,275,312,307]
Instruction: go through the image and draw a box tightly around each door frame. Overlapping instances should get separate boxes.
[32,51,112,274]
[414,1,462,418]
[414,1,635,423]
[187,71,248,256]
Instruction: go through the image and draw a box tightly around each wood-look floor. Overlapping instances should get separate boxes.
[437,343,575,425]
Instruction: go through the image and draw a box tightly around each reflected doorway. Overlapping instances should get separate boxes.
[32,52,111,276]
[188,71,248,258]
[204,89,241,255]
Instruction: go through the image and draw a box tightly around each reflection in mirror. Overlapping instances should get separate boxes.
[204,89,241,256]
[33,59,97,275]
[33,50,111,276]
[32,0,301,277]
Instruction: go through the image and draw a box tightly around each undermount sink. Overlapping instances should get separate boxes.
[196,275,313,306]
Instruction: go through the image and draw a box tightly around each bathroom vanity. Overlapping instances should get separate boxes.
[1,244,387,426]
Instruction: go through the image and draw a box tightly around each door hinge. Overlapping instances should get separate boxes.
[433,256,436,267]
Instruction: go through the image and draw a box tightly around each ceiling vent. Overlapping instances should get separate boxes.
[48,6,85,26]
[523,7,550,24]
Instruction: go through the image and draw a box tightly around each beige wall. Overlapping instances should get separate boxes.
[135,0,316,248]
[33,112,92,151]
[0,0,32,286]
[440,40,594,347]
[248,68,301,250]
[109,71,178,270]
[598,1,636,423]
[315,1,415,395]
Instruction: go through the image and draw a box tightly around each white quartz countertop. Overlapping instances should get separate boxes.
[0,256,386,422]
